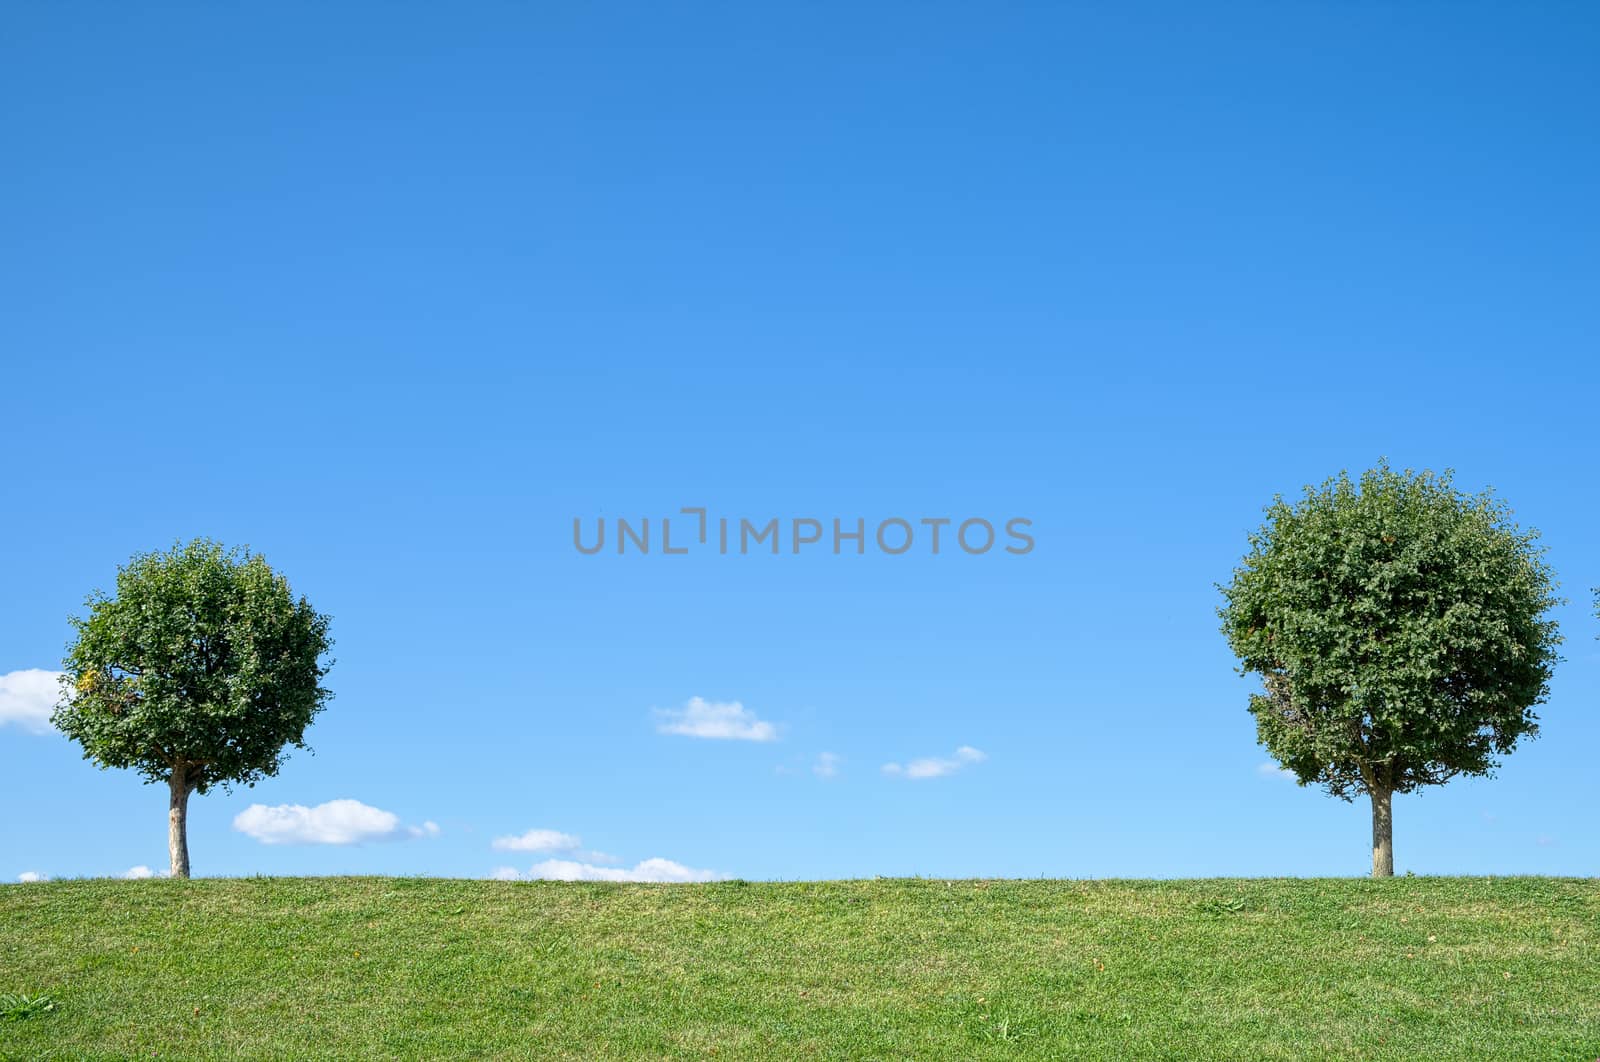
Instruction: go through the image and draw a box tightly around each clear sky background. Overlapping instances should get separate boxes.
[3,2,1596,882]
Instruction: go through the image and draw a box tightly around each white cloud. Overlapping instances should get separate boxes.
[813,752,842,779]
[489,866,522,881]
[489,829,623,866]
[655,697,777,741]
[1257,761,1297,781]
[123,865,161,879]
[522,857,730,883]
[18,871,47,883]
[232,799,432,845]
[492,828,581,852]
[0,669,63,734]
[882,745,986,780]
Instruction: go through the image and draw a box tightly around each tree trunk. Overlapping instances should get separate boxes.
[168,769,193,879]
[1370,785,1394,878]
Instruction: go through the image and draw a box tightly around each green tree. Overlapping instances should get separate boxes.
[1219,464,1560,877]
[55,540,332,878]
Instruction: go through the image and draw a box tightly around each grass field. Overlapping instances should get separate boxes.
[1,876,1597,1060]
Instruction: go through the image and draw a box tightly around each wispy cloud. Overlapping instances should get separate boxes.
[1256,761,1296,781]
[882,745,986,780]
[232,799,437,845]
[489,828,623,867]
[498,857,730,883]
[0,669,63,734]
[813,752,842,779]
[655,697,777,741]
[491,828,581,853]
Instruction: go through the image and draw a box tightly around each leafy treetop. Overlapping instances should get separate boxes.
[55,539,333,794]
[1219,463,1561,801]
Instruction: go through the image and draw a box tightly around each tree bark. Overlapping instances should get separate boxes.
[168,768,193,879]
[1370,785,1394,878]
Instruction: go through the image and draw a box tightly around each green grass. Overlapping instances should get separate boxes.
[1,877,1596,1059]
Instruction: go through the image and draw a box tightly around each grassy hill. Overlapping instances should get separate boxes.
[1,876,1596,1059]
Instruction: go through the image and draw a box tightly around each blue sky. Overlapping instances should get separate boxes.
[3,2,1597,882]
